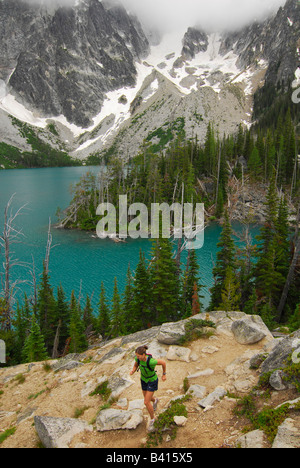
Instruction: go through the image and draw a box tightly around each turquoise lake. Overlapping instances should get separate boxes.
[0,166,261,312]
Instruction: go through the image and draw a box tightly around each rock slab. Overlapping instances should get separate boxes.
[231,316,271,345]
[34,416,92,448]
[96,408,143,432]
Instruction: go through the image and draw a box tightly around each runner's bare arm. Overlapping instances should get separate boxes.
[130,360,139,375]
[157,359,167,380]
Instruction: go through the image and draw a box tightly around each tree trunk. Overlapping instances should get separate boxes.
[52,319,62,359]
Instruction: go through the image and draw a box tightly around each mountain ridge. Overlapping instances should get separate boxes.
[0,0,299,163]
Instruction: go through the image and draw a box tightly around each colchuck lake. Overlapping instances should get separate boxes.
[0,166,260,311]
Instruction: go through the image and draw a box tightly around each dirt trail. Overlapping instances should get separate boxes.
[0,331,273,448]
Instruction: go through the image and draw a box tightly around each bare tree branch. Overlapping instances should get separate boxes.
[0,194,29,330]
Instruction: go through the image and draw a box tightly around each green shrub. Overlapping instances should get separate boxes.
[146,395,190,447]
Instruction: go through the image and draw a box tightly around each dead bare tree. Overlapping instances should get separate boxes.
[45,217,59,274]
[28,255,38,311]
[0,194,28,331]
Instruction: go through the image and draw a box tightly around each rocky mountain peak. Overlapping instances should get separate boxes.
[181,28,209,60]
[0,0,299,159]
[0,0,150,127]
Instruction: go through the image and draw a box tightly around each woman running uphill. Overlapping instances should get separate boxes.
[130,345,166,432]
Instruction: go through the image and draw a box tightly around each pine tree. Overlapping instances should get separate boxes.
[22,313,48,363]
[182,248,204,315]
[110,278,124,338]
[69,291,88,353]
[130,250,153,332]
[204,122,216,175]
[220,267,241,312]
[83,294,95,331]
[55,285,71,354]
[97,282,111,338]
[274,197,291,302]
[122,265,134,334]
[209,211,237,310]
[244,288,258,315]
[37,262,57,354]
[248,147,262,179]
[150,238,180,324]
[255,173,281,313]
[283,109,296,182]
[14,297,31,363]
[236,123,245,157]
[191,282,201,316]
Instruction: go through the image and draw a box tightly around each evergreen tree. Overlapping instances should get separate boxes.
[255,173,282,314]
[274,197,291,301]
[220,267,241,312]
[150,238,180,324]
[110,278,124,338]
[14,297,31,363]
[69,291,88,353]
[191,282,201,316]
[283,109,296,182]
[37,262,57,354]
[182,248,204,315]
[122,265,134,334]
[209,211,237,310]
[288,303,300,332]
[248,147,262,179]
[130,250,153,332]
[236,123,245,157]
[55,285,71,354]
[22,313,48,363]
[97,282,111,338]
[204,122,216,175]
[244,288,258,315]
[83,294,95,331]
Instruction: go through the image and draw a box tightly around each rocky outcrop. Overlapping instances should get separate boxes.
[96,407,143,432]
[220,0,300,86]
[272,418,300,449]
[231,316,272,345]
[34,416,93,449]
[181,28,209,60]
[261,329,300,374]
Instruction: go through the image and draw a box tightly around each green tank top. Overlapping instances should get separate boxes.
[135,356,158,383]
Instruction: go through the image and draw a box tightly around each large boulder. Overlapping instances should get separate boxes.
[157,321,187,345]
[34,416,92,448]
[107,375,135,399]
[231,316,272,345]
[272,418,300,449]
[167,345,191,362]
[261,330,300,374]
[96,408,143,432]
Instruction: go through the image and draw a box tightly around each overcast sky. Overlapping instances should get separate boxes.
[119,0,288,33]
[23,0,288,33]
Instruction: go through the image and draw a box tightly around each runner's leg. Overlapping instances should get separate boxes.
[144,391,155,420]
[143,390,155,403]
